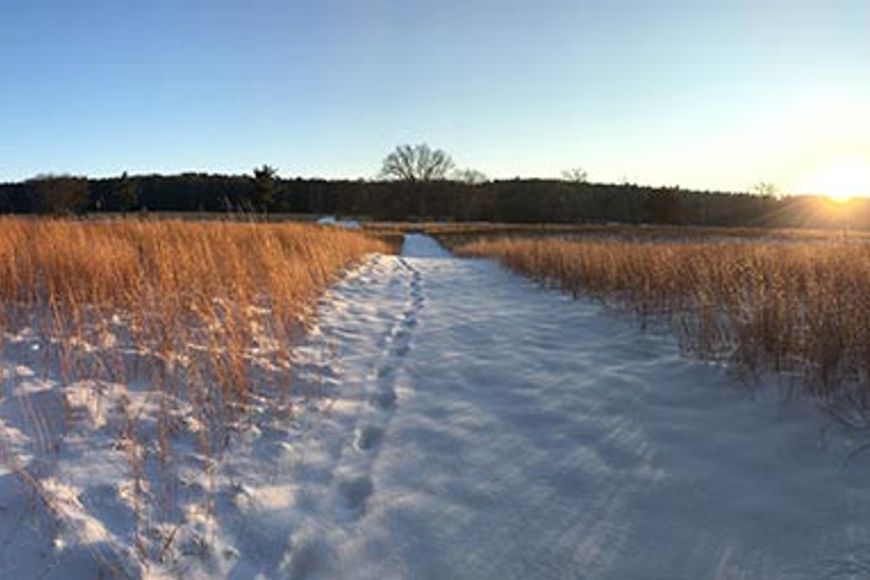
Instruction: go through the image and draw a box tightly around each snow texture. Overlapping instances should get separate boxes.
[1,234,870,579]
[315,216,361,229]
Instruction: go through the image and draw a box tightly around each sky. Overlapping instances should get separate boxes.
[1,0,868,194]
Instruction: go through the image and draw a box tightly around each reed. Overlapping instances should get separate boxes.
[1,216,388,391]
[458,236,870,408]
[0,217,389,557]
[0,218,391,478]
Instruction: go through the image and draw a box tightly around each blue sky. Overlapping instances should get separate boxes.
[1,0,868,193]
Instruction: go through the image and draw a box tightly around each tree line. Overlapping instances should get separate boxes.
[1,144,866,229]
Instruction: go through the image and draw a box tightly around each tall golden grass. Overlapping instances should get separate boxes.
[0,217,390,567]
[458,237,870,408]
[0,217,390,438]
[366,221,868,245]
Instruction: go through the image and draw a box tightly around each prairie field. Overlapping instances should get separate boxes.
[0,218,391,575]
[6,0,870,575]
[2,220,870,579]
[366,221,869,245]
[457,235,870,410]
[0,218,391,395]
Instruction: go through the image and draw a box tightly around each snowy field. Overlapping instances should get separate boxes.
[2,234,870,579]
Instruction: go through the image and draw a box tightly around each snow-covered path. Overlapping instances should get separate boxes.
[221,233,870,580]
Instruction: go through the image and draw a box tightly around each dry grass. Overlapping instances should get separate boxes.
[366,221,868,247]
[458,236,870,410]
[0,217,390,566]
[0,217,389,394]
[0,218,386,473]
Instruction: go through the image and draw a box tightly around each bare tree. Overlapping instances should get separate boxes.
[380,144,455,182]
[561,167,589,183]
[453,168,488,184]
[753,181,778,198]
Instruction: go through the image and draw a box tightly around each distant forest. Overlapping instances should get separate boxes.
[1,172,867,230]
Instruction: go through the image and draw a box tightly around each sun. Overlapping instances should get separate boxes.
[828,190,852,204]
[796,158,870,203]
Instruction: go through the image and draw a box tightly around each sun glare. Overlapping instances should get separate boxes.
[797,158,870,203]
[829,190,852,204]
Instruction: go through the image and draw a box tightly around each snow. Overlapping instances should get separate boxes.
[2,234,870,578]
[316,216,361,229]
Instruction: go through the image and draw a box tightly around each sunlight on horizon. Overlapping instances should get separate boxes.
[792,157,870,202]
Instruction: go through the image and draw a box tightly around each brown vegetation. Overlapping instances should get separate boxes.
[457,236,870,411]
[0,217,389,450]
[367,221,867,248]
[0,218,390,566]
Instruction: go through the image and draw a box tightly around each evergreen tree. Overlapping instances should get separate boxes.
[117,172,139,211]
[251,165,278,211]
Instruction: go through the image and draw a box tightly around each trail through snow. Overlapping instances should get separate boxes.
[224,234,870,579]
[3,234,870,579]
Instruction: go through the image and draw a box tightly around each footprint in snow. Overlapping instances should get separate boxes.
[338,476,374,516]
[354,425,384,452]
[371,389,398,411]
